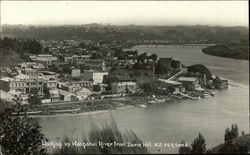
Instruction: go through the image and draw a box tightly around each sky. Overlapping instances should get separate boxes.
[0,1,249,27]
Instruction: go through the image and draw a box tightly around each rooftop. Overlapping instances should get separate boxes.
[1,77,14,82]
[14,74,30,80]
[178,77,197,82]
[112,81,136,86]
[157,79,182,85]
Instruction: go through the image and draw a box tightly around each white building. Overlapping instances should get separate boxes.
[30,55,57,67]
[111,81,137,94]
[71,68,81,77]
[83,70,108,83]
[84,59,107,71]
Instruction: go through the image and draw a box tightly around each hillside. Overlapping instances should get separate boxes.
[207,134,250,154]
[202,44,249,60]
[0,48,24,68]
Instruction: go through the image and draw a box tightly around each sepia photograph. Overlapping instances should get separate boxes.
[0,0,249,154]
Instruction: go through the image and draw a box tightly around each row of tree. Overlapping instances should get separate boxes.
[0,37,43,55]
[179,123,248,154]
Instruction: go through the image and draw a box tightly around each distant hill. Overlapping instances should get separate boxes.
[2,24,249,43]
[202,44,249,60]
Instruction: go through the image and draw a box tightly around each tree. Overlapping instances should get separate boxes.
[62,65,71,74]
[187,64,212,80]
[0,99,46,155]
[191,133,206,154]
[224,123,239,142]
[137,52,147,63]
[149,54,157,61]
[171,60,180,69]
[28,88,41,105]
[28,39,42,54]
[155,62,167,75]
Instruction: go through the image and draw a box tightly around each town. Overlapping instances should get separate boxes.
[0,38,229,115]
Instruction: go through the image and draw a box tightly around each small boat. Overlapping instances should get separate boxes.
[138,104,147,108]
[148,99,166,104]
[172,95,183,99]
[202,93,211,98]
[210,92,215,96]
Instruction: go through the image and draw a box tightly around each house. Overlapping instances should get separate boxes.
[64,56,73,64]
[21,68,38,79]
[61,83,81,91]
[72,55,91,65]
[75,87,93,100]
[154,79,185,94]
[19,62,45,71]
[49,89,60,103]
[83,70,108,83]
[32,63,46,71]
[32,55,58,67]
[70,80,93,90]
[45,80,57,89]
[84,59,107,71]
[59,90,78,102]
[92,84,109,93]
[178,77,201,90]
[111,81,137,94]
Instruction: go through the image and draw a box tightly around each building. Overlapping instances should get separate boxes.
[178,77,200,90]
[71,68,81,77]
[0,74,44,95]
[70,80,93,90]
[61,83,81,92]
[59,90,78,102]
[45,80,57,89]
[19,62,45,71]
[21,68,38,79]
[49,89,60,103]
[31,55,57,67]
[154,79,185,94]
[111,81,137,94]
[64,56,73,64]
[75,87,93,100]
[83,70,108,83]
[40,71,58,79]
[84,59,107,71]
[72,55,91,66]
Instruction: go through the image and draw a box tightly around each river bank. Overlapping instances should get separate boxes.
[27,88,217,118]
[29,105,135,118]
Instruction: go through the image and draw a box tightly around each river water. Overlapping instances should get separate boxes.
[39,45,249,154]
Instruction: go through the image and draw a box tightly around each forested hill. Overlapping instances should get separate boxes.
[202,44,249,60]
[2,24,249,43]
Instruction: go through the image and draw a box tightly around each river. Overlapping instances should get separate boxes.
[38,45,249,154]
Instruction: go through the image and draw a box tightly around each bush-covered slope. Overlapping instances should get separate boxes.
[202,45,249,60]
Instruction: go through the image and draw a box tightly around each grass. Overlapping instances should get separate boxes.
[53,116,149,154]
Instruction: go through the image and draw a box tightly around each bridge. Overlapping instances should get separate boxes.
[131,41,214,48]
[135,44,212,48]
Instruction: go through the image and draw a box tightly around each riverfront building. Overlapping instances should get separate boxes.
[111,81,137,94]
